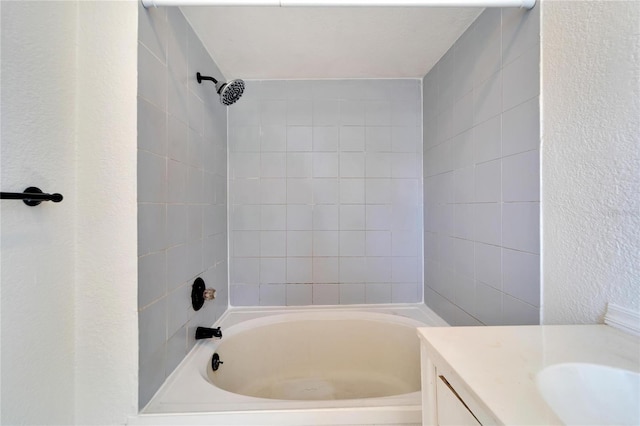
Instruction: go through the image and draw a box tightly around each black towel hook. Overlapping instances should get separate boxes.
[0,187,63,206]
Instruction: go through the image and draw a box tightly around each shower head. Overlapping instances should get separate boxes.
[196,72,245,106]
[217,79,245,106]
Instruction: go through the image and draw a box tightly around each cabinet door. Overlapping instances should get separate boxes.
[436,375,481,426]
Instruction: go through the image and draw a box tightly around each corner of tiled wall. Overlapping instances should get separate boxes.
[422,6,541,326]
[228,79,424,306]
[137,3,229,408]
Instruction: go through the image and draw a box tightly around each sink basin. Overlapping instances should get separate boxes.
[537,363,640,425]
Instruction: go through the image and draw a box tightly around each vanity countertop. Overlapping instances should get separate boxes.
[417,325,640,425]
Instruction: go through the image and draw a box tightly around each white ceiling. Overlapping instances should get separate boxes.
[180,6,483,80]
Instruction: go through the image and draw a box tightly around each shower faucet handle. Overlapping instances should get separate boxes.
[191,277,216,311]
[203,288,216,300]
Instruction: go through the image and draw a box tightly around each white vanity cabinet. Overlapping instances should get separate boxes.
[417,325,640,426]
[434,374,480,425]
[420,345,495,426]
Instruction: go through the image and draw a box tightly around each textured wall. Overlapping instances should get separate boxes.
[228,80,423,306]
[541,1,640,324]
[1,1,139,424]
[1,3,77,423]
[137,5,229,408]
[422,7,540,326]
[75,2,139,423]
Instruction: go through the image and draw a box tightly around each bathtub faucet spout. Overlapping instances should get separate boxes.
[195,326,222,340]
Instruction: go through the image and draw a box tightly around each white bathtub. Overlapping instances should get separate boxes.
[131,304,447,425]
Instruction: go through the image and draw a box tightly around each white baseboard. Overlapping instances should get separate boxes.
[605,303,640,336]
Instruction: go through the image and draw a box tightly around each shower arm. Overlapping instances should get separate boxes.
[196,72,225,94]
[143,0,535,10]
[196,72,218,85]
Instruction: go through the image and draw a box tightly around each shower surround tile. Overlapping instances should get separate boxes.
[230,79,423,306]
[423,7,540,327]
[137,7,228,409]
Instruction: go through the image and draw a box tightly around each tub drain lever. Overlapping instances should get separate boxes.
[211,353,223,371]
[195,326,222,340]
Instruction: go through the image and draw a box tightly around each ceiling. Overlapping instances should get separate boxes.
[180,6,483,80]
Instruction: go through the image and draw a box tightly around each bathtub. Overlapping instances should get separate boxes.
[131,304,447,425]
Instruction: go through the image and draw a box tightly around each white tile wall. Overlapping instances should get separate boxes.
[423,7,540,326]
[230,79,423,306]
[137,6,228,408]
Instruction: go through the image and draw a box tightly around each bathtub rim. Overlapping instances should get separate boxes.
[132,303,448,425]
[216,302,448,329]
